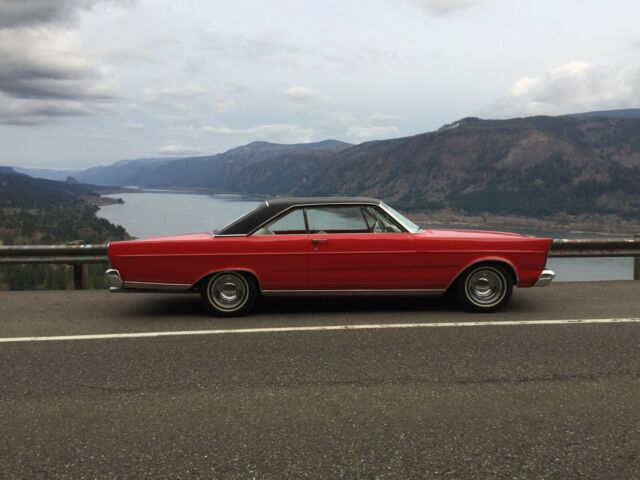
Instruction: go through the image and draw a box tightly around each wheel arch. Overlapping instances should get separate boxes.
[446,258,519,291]
[192,268,263,292]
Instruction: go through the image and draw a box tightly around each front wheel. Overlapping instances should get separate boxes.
[200,272,257,317]
[455,264,513,312]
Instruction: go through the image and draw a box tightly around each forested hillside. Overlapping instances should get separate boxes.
[290,116,640,219]
[0,170,129,290]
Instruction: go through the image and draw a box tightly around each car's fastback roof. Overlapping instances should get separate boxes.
[215,197,382,235]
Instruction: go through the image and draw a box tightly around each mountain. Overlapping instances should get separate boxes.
[24,111,640,220]
[0,168,113,208]
[74,140,352,187]
[13,167,82,181]
[173,115,639,219]
[286,115,640,218]
[568,108,640,119]
[0,166,21,175]
[74,157,179,186]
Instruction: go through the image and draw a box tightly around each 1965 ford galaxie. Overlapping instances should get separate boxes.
[105,197,555,316]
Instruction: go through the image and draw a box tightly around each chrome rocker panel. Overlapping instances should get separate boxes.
[105,269,192,293]
[261,289,445,297]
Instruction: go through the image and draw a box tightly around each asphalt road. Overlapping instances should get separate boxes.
[0,282,639,479]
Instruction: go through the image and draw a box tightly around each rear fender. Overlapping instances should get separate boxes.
[193,267,263,292]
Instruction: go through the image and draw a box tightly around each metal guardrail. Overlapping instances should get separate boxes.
[0,238,639,289]
[548,238,640,280]
[0,243,108,289]
[549,238,640,258]
[549,237,640,281]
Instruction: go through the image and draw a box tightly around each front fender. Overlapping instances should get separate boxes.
[446,256,520,290]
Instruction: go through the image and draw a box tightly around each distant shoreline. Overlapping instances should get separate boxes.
[411,210,638,236]
[95,188,638,236]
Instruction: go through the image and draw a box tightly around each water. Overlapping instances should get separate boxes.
[97,191,634,282]
[98,192,261,238]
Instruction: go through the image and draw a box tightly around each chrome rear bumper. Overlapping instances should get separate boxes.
[105,269,123,288]
[534,269,555,287]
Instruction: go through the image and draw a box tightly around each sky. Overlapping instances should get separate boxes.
[1,0,639,169]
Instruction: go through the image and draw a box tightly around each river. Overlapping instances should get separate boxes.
[97,191,634,282]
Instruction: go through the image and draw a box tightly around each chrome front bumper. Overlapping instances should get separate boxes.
[534,269,555,287]
[105,269,123,289]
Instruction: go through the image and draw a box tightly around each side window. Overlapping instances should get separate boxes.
[306,206,369,234]
[253,209,306,235]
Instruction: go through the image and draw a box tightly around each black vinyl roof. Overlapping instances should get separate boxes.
[215,197,382,235]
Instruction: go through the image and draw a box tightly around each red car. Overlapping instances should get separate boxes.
[105,197,555,316]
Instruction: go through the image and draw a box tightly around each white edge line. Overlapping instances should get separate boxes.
[0,318,639,344]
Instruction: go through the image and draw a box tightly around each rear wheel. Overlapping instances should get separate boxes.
[200,272,257,317]
[455,264,513,312]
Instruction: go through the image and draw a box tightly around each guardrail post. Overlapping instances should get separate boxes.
[73,263,85,290]
[635,234,640,281]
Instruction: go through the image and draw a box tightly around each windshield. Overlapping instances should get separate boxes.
[381,203,423,233]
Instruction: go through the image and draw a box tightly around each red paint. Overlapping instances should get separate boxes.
[108,229,552,291]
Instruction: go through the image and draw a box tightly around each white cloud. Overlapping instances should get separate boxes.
[0,0,133,29]
[101,47,161,64]
[0,28,121,124]
[167,125,197,133]
[508,77,540,96]
[143,85,206,103]
[0,0,132,126]
[487,61,640,117]
[313,112,404,139]
[200,123,318,143]
[346,125,400,139]
[194,31,397,71]
[284,86,328,104]
[0,95,95,124]
[399,0,488,16]
[369,111,404,122]
[157,144,205,155]
[213,99,236,113]
[0,28,120,101]
[124,121,146,130]
[224,82,250,95]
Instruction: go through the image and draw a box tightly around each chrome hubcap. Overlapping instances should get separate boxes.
[465,268,506,307]
[209,274,247,311]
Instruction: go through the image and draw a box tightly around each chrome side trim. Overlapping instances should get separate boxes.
[534,269,555,287]
[123,281,192,291]
[105,269,123,288]
[261,289,445,297]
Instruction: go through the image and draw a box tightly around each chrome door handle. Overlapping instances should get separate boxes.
[311,238,328,245]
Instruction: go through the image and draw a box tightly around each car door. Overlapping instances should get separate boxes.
[244,207,308,290]
[306,205,418,290]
